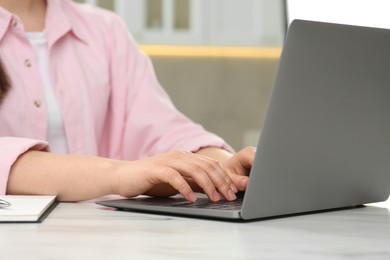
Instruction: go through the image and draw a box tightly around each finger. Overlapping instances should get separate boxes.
[151,151,218,201]
[196,155,238,200]
[173,152,224,201]
[177,152,237,201]
[162,151,232,201]
[229,174,249,191]
[223,147,256,180]
[187,170,222,202]
[155,169,197,202]
[236,146,256,174]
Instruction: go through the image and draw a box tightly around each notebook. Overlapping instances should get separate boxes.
[96,20,390,220]
[0,195,57,223]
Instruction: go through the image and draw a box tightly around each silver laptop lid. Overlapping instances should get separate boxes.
[241,20,390,219]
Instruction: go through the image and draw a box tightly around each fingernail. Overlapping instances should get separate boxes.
[240,178,248,189]
[213,190,221,201]
[189,192,197,202]
[228,189,237,200]
[231,184,238,193]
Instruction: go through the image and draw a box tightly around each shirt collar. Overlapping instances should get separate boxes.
[0,7,13,43]
[45,0,88,47]
[0,0,87,46]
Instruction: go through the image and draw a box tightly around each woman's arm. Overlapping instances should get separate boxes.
[7,149,242,202]
[7,151,115,201]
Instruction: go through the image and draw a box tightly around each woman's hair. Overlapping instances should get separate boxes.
[0,57,11,104]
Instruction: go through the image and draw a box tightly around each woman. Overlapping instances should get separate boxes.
[0,0,254,202]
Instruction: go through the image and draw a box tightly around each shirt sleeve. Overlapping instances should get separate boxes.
[0,137,49,194]
[100,15,233,160]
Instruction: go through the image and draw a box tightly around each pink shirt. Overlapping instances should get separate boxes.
[0,0,231,194]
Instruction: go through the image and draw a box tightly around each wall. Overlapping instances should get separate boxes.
[148,55,280,150]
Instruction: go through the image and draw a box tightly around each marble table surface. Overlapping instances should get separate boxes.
[1,197,389,260]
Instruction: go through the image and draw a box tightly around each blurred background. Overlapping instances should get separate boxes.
[72,0,390,150]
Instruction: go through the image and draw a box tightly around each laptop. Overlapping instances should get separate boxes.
[96,20,390,221]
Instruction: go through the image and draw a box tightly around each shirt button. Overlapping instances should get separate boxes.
[24,59,32,67]
[34,100,42,108]
[11,19,17,28]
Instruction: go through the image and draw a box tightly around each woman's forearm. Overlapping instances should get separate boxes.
[7,151,116,201]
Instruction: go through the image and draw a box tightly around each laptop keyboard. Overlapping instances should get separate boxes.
[167,195,243,210]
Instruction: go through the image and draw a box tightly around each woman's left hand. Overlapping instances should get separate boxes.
[221,146,255,191]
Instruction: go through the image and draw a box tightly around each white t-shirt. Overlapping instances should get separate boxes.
[25,32,69,153]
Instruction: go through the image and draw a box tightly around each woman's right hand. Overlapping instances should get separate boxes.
[7,150,238,202]
[112,150,239,202]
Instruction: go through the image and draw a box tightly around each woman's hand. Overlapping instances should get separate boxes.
[112,150,239,202]
[221,146,256,191]
[135,147,256,201]
[193,146,255,192]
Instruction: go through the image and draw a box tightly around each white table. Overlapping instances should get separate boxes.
[1,197,390,259]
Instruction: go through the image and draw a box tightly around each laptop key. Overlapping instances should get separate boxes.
[168,197,243,210]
